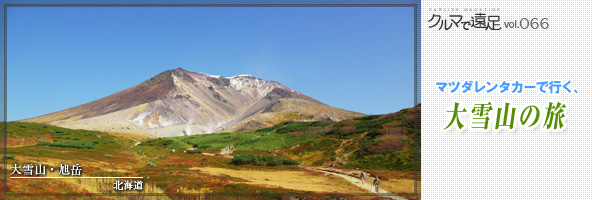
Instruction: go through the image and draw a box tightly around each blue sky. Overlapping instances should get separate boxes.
[7,6,415,121]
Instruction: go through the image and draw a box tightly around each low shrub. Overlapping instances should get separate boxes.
[162,138,191,150]
[186,149,203,154]
[36,141,51,146]
[49,141,95,149]
[162,139,175,146]
[231,155,298,166]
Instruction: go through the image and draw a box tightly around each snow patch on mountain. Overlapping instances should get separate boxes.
[230,78,244,90]
[198,72,221,78]
[230,74,254,78]
[229,75,275,95]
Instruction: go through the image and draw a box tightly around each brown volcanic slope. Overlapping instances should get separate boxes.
[22,68,364,137]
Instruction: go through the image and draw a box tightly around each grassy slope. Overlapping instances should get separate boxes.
[1,123,310,199]
[1,104,420,199]
[136,104,421,171]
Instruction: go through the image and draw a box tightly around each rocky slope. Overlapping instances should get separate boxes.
[22,68,364,137]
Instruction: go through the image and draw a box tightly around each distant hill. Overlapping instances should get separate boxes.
[22,68,364,137]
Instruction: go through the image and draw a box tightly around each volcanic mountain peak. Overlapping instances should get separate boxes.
[170,67,284,96]
[23,68,364,137]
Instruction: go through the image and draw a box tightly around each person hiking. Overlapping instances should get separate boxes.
[372,176,381,193]
[360,171,366,185]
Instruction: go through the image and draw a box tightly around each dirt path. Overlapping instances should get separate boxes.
[309,168,407,200]
[201,152,233,159]
[331,137,353,166]
[331,132,366,167]
[196,145,236,158]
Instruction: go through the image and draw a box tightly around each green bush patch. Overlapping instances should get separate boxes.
[49,141,95,149]
[36,141,51,146]
[231,154,298,166]
[161,138,191,150]
[186,149,203,154]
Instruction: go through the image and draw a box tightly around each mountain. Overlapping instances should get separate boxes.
[22,68,364,137]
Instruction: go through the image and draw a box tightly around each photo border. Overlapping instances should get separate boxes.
[2,0,421,197]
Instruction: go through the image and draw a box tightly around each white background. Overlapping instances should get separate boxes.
[422,1,592,199]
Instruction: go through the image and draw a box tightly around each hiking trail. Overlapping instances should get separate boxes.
[309,167,407,200]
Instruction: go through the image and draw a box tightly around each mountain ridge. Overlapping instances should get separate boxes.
[22,68,364,137]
